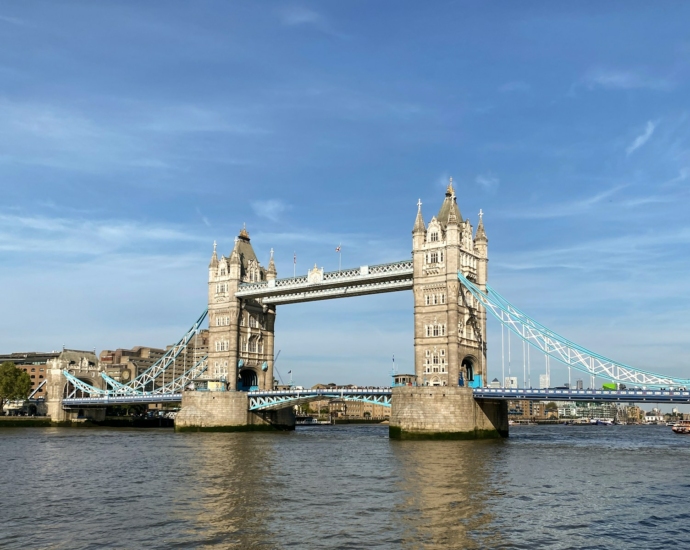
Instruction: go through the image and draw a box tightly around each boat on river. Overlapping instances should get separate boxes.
[671,420,690,434]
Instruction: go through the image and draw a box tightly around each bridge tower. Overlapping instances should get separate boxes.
[175,227,292,432]
[390,180,506,439]
[412,179,488,388]
[207,227,276,392]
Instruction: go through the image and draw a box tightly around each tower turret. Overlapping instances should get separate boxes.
[474,209,488,287]
[412,198,426,249]
[266,248,277,281]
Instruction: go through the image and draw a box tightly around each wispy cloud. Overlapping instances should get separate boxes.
[280,7,324,27]
[475,173,500,193]
[627,120,657,156]
[0,212,205,257]
[501,185,626,220]
[0,14,25,26]
[581,69,674,91]
[196,207,211,227]
[499,81,530,93]
[278,6,348,38]
[251,199,291,222]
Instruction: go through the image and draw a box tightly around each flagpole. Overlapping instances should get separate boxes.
[338,242,341,272]
[293,251,296,278]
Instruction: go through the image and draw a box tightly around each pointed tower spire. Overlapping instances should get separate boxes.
[209,240,219,268]
[475,209,487,242]
[267,247,277,280]
[413,198,426,234]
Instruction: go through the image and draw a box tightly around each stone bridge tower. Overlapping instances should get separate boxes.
[391,179,505,440]
[207,226,276,392]
[412,179,488,388]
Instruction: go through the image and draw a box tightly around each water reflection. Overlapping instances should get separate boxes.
[391,439,506,549]
[174,432,282,549]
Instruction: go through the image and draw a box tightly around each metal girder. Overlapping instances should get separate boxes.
[27,379,47,399]
[248,389,392,410]
[474,387,690,403]
[235,260,413,304]
[458,272,690,389]
[123,309,208,392]
[62,394,183,407]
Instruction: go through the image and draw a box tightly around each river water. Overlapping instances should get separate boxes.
[1,425,688,549]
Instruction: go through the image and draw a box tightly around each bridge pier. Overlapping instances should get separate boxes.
[389,387,508,440]
[174,390,295,432]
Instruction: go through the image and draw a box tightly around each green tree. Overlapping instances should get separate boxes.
[0,362,32,414]
[545,402,558,412]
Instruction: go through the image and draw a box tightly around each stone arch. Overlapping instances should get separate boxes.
[430,376,442,387]
[238,368,258,391]
[461,356,476,382]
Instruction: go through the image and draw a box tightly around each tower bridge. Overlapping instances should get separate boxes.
[45,180,690,438]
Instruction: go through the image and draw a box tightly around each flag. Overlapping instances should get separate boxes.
[288,370,292,374]
[293,252,296,264]
[335,245,341,252]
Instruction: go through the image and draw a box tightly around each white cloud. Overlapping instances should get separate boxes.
[0,15,25,26]
[500,185,627,220]
[280,7,323,27]
[582,69,673,91]
[0,212,205,256]
[499,81,530,93]
[475,173,500,193]
[626,120,656,156]
[251,199,290,222]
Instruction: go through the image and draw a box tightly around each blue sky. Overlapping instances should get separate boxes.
[1,1,690,393]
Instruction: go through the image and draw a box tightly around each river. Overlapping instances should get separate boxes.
[1,425,688,549]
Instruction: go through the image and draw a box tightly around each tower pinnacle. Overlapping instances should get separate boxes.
[413,198,426,234]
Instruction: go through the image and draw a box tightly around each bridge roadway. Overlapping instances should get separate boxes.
[61,387,690,409]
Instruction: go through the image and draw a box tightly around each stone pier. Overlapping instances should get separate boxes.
[174,390,295,432]
[389,387,508,440]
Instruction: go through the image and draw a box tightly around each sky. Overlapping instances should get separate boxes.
[1,1,690,398]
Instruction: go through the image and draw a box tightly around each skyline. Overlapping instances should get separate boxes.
[2,2,690,392]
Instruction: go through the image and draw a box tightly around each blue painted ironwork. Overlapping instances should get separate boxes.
[458,272,690,389]
[473,387,690,403]
[248,388,392,411]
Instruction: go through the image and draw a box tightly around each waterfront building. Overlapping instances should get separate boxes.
[507,400,549,421]
[504,376,518,389]
[488,377,501,388]
[99,331,209,386]
[0,351,60,399]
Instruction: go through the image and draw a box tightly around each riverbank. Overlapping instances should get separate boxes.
[0,416,174,428]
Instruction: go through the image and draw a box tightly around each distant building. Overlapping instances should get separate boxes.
[504,376,518,389]
[575,379,583,390]
[507,400,549,420]
[99,330,209,386]
[488,377,501,388]
[539,374,550,389]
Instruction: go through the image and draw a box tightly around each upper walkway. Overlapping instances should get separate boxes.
[234,259,413,304]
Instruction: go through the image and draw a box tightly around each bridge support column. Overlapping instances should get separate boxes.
[174,390,295,432]
[389,387,508,440]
